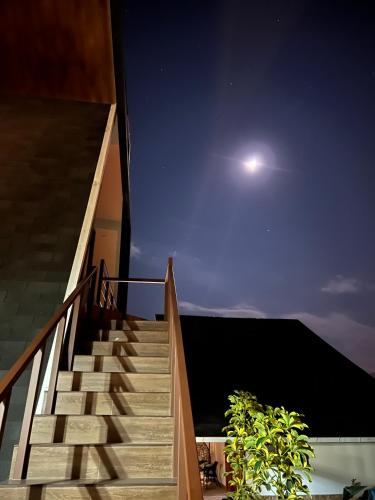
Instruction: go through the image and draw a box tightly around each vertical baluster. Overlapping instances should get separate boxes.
[164,272,170,321]
[109,285,114,309]
[96,259,104,305]
[44,316,66,414]
[13,347,45,480]
[104,280,110,309]
[67,295,81,371]
[0,390,12,449]
[87,271,97,319]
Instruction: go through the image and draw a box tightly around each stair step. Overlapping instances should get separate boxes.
[56,371,171,392]
[30,416,173,444]
[73,355,170,373]
[122,320,168,331]
[88,341,169,357]
[0,479,177,500]
[10,444,173,480]
[55,391,171,415]
[98,330,169,343]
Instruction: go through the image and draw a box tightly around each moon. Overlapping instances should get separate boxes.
[243,156,263,174]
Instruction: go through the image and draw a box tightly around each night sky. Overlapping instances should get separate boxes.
[124,1,375,374]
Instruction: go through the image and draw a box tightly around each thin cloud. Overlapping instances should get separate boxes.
[179,301,266,318]
[172,251,219,287]
[130,243,141,259]
[321,275,361,294]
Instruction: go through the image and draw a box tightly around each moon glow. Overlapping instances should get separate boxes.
[243,157,262,173]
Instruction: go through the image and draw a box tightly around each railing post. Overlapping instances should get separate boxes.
[0,390,11,449]
[87,271,97,318]
[44,316,66,414]
[13,347,45,480]
[103,280,110,309]
[166,256,203,499]
[164,269,170,322]
[96,259,105,305]
[67,295,81,371]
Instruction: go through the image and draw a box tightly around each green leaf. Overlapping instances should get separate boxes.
[255,436,268,448]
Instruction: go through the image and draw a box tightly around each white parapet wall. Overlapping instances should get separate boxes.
[309,438,375,495]
[197,437,375,495]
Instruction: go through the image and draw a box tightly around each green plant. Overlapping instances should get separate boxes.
[223,391,315,500]
[223,390,264,499]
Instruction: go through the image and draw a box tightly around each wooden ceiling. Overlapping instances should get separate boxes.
[0,0,116,103]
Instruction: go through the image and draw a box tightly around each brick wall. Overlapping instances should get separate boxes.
[0,96,109,478]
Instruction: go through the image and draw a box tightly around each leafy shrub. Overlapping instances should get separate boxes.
[223,391,314,499]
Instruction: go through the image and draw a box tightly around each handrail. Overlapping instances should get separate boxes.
[165,257,203,499]
[0,256,202,494]
[0,267,96,400]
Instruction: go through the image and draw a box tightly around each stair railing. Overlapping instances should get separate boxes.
[97,258,118,310]
[165,257,203,500]
[101,257,203,498]
[0,266,98,480]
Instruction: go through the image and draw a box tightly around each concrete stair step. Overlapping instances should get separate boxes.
[56,371,171,393]
[55,391,171,416]
[0,479,177,499]
[30,415,173,444]
[73,355,170,373]
[121,320,168,331]
[10,444,173,480]
[98,330,169,344]
[88,341,169,357]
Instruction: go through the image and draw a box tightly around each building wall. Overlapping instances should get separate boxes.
[0,96,109,478]
[93,124,123,279]
[0,0,115,103]
[197,438,375,495]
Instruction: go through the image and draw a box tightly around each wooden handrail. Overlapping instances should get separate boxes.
[165,257,203,499]
[0,267,96,401]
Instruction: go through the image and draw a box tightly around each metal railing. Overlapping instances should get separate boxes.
[0,266,100,480]
[102,257,203,498]
[165,257,203,499]
[97,259,118,310]
[0,257,202,497]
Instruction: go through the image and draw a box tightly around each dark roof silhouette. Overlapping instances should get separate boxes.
[179,315,375,437]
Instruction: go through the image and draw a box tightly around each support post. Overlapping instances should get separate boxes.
[44,316,66,414]
[13,347,45,480]
[0,390,11,449]
[67,296,81,371]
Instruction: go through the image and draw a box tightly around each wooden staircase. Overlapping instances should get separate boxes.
[1,319,177,499]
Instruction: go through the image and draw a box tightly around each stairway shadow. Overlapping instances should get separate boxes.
[27,485,43,500]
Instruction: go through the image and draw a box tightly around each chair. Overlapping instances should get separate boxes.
[203,461,219,486]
